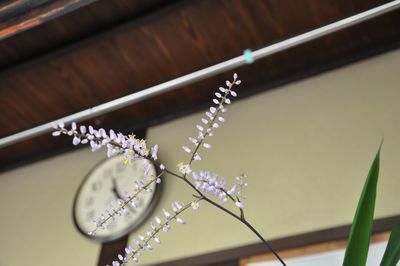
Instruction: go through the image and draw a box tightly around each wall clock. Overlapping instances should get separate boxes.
[73,155,161,242]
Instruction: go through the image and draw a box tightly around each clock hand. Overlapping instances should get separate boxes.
[111,177,136,213]
[111,177,120,199]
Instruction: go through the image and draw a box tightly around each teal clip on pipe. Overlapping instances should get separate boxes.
[243,49,254,64]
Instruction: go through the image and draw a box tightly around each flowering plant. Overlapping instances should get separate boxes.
[53,74,400,266]
[53,73,287,266]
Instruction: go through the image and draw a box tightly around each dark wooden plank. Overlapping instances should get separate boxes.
[98,236,129,266]
[0,0,98,40]
[1,0,398,135]
[0,0,50,21]
[0,0,174,69]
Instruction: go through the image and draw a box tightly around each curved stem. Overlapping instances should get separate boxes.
[240,219,286,266]
[202,197,286,266]
[164,168,286,266]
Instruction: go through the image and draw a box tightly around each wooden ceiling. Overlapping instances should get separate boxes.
[1,0,400,172]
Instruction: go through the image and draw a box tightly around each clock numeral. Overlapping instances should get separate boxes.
[124,209,132,217]
[86,209,95,221]
[85,196,94,207]
[136,198,143,208]
[103,168,113,179]
[131,162,138,172]
[92,180,103,192]
[116,162,125,173]
[108,221,116,231]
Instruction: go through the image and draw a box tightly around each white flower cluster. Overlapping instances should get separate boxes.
[233,173,248,201]
[51,74,259,266]
[109,201,195,266]
[181,73,241,162]
[176,162,192,175]
[191,171,246,209]
[89,174,162,237]
[52,123,158,163]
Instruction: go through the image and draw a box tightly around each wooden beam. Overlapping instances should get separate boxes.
[98,236,129,266]
[0,0,97,40]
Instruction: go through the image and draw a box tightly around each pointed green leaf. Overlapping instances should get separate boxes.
[343,146,381,266]
[380,221,400,266]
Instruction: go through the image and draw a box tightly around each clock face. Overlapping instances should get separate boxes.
[73,155,161,242]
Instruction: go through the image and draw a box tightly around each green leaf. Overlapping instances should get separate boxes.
[343,146,381,266]
[380,221,400,266]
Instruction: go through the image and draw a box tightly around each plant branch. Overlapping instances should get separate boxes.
[164,168,286,266]
[202,197,286,266]
[182,76,238,180]
[122,200,198,265]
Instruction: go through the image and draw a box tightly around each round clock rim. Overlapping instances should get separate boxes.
[72,155,163,243]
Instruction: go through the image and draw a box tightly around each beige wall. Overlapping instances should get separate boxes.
[1,49,400,266]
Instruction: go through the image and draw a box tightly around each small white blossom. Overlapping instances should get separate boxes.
[235,201,245,209]
[163,209,171,220]
[188,137,198,145]
[191,201,200,210]
[193,153,201,161]
[177,163,191,174]
[151,144,159,160]
[227,185,237,196]
[182,146,191,153]
[52,131,61,136]
[72,136,81,145]
[176,218,186,224]
[203,143,212,149]
[125,246,134,254]
[80,125,87,134]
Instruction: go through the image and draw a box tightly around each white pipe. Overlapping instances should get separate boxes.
[1,0,400,148]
